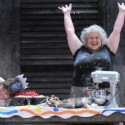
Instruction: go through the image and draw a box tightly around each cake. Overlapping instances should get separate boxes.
[14,91,45,98]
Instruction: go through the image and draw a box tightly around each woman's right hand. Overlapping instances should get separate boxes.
[58,4,72,14]
[118,2,125,13]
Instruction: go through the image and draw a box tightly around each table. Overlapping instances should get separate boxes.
[0,114,125,124]
[0,105,125,124]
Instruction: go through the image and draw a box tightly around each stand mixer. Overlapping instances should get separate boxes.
[91,70,120,108]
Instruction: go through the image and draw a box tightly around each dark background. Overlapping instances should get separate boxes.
[0,0,125,107]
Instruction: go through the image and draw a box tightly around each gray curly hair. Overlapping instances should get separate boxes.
[80,24,108,45]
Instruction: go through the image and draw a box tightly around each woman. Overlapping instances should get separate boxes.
[58,3,125,99]
[0,75,28,106]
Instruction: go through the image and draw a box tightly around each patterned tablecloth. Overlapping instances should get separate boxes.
[0,104,125,118]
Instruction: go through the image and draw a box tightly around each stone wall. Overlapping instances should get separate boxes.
[0,0,13,79]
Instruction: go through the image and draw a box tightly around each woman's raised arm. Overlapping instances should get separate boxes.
[108,2,125,53]
[58,4,82,55]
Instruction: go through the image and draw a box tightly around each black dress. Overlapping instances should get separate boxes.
[70,45,115,98]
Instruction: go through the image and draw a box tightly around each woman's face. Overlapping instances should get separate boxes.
[86,32,102,52]
[0,84,10,100]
